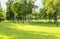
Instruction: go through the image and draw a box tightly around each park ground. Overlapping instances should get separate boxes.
[0,20,60,39]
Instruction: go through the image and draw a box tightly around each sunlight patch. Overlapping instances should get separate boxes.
[0,35,12,39]
[9,24,59,33]
[7,24,60,38]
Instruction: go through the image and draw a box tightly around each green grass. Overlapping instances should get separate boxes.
[0,22,60,39]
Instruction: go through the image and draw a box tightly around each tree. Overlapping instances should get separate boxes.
[39,8,47,19]
[12,0,35,23]
[0,3,4,22]
[32,12,39,20]
[6,0,15,22]
[44,0,60,26]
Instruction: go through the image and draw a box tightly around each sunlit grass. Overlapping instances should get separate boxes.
[0,34,11,39]
[0,22,60,39]
[9,24,60,36]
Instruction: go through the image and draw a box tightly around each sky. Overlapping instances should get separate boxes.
[34,0,43,12]
[0,0,7,11]
[0,0,43,12]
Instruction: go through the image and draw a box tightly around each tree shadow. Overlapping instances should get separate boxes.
[0,22,15,27]
[0,25,59,39]
[28,22,60,27]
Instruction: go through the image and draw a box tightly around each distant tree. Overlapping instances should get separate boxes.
[32,12,39,20]
[12,0,35,23]
[39,8,47,19]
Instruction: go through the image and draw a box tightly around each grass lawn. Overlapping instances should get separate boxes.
[0,22,60,39]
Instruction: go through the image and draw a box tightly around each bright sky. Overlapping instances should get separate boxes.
[0,0,43,12]
[34,0,43,12]
[0,0,7,11]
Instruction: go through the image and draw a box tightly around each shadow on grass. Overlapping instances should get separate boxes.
[0,24,59,39]
[1,22,60,27]
[28,22,60,27]
[0,22,15,27]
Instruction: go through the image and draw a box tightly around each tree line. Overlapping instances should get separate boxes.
[0,0,60,26]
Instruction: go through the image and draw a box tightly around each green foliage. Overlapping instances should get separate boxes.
[12,0,35,22]
[0,3,4,22]
[44,0,54,14]
[43,0,60,26]
[6,0,15,21]
[0,12,4,18]
[32,12,39,19]
[39,8,47,19]
[6,10,15,20]
[0,12,4,21]
[44,0,60,14]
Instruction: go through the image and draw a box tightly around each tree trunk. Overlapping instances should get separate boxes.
[49,14,52,23]
[54,8,58,27]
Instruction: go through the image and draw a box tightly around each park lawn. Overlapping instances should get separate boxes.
[0,22,60,39]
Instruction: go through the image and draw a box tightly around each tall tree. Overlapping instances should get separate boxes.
[44,0,60,26]
[0,3,4,22]
[12,0,35,23]
[6,0,15,22]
